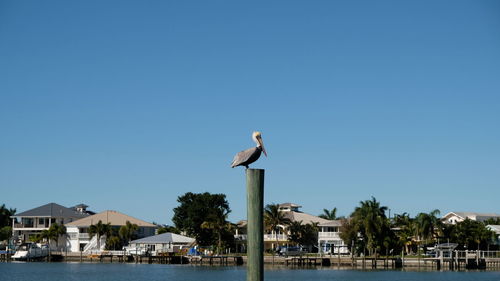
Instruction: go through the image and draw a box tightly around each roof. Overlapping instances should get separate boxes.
[236,220,247,228]
[443,212,500,220]
[65,210,156,227]
[284,211,331,225]
[318,220,342,227]
[72,204,88,209]
[278,203,302,208]
[12,203,90,219]
[130,232,195,244]
[487,225,500,234]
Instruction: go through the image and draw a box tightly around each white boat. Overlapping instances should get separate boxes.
[12,243,49,260]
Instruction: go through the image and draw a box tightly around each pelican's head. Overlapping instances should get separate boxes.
[252,131,267,157]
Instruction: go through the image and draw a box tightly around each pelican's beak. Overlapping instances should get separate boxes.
[257,137,267,157]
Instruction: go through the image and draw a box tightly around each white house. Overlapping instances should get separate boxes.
[318,220,348,254]
[65,210,157,252]
[441,212,500,225]
[11,203,91,248]
[234,203,339,253]
[127,232,195,256]
[486,225,500,245]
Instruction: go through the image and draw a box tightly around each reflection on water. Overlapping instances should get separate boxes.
[1,263,499,281]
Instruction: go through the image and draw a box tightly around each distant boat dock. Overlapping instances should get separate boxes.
[2,250,500,270]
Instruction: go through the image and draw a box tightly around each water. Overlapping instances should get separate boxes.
[1,263,499,281]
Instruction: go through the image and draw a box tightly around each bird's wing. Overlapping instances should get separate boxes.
[231,147,257,167]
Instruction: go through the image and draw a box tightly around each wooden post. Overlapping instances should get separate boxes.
[246,169,264,281]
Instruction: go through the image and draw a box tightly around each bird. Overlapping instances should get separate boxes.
[231,131,267,169]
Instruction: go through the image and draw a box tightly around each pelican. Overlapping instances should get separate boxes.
[231,131,267,169]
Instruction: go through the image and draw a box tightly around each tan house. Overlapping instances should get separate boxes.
[65,210,157,252]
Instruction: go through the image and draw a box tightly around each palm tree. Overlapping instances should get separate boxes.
[0,204,16,228]
[392,213,415,254]
[264,203,291,262]
[287,221,304,245]
[201,208,233,255]
[351,197,388,257]
[33,223,66,254]
[88,220,112,250]
[48,223,67,250]
[414,209,441,244]
[106,236,122,250]
[319,207,337,220]
[119,221,139,245]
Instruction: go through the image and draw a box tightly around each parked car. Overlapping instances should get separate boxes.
[278,246,307,256]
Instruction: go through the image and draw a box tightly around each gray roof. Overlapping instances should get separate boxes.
[13,203,89,219]
[130,232,195,244]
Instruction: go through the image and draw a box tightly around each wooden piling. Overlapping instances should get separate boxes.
[246,169,264,281]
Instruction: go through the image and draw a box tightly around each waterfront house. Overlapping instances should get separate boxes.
[486,225,500,245]
[65,210,157,252]
[441,212,500,225]
[127,232,195,256]
[318,220,349,254]
[11,203,92,248]
[235,203,334,253]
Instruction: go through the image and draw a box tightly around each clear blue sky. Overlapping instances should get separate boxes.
[1,1,499,225]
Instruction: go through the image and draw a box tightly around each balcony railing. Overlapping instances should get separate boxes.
[13,223,47,229]
[264,234,288,241]
[318,232,341,239]
[234,234,288,241]
[234,234,247,240]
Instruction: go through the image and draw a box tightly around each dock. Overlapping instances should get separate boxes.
[424,250,500,270]
[188,255,244,266]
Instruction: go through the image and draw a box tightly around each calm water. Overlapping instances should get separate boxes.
[1,263,499,281]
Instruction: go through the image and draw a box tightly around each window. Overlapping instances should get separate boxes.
[22,218,34,227]
[39,218,45,225]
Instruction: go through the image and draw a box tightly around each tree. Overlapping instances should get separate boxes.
[287,221,319,250]
[392,213,415,254]
[201,208,234,255]
[172,192,231,246]
[0,226,12,242]
[48,223,67,249]
[31,223,66,254]
[157,225,180,234]
[339,218,360,254]
[414,209,441,244]
[106,236,122,250]
[452,219,495,250]
[483,218,500,225]
[88,220,112,250]
[119,221,139,245]
[264,203,291,262]
[0,204,16,228]
[298,222,319,251]
[319,207,337,220]
[287,221,304,245]
[350,197,390,257]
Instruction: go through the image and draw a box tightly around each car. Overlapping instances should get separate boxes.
[278,246,307,256]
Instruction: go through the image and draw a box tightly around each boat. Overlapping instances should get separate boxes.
[12,243,49,260]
